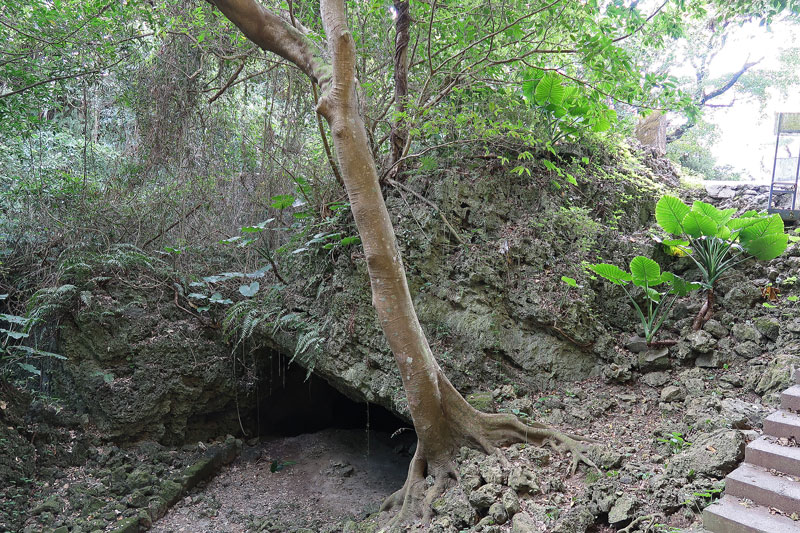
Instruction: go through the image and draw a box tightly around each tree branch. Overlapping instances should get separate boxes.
[667,56,761,143]
[611,0,669,43]
[207,0,330,88]
[0,54,129,100]
[701,56,762,104]
[312,83,344,187]
[207,58,246,103]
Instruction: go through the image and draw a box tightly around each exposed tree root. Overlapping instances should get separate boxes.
[379,444,459,528]
[377,371,600,532]
[647,339,678,348]
[619,513,661,533]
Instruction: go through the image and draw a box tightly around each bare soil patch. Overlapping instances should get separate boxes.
[152,428,411,532]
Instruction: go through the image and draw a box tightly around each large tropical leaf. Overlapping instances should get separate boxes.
[691,201,735,226]
[727,214,767,236]
[522,78,537,104]
[534,73,565,106]
[662,238,689,246]
[644,287,662,303]
[739,210,761,218]
[592,115,611,132]
[587,263,631,285]
[742,232,789,261]
[682,211,717,238]
[630,256,662,285]
[661,238,691,257]
[562,86,578,103]
[740,214,785,242]
[655,195,690,235]
[667,274,702,296]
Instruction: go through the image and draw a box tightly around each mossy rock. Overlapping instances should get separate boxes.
[754,316,780,341]
[466,392,496,413]
[30,497,62,516]
[126,467,156,490]
[108,516,140,533]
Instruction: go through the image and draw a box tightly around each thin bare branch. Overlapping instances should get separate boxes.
[207,58,246,103]
[611,0,669,43]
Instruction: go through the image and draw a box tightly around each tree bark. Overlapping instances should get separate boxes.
[388,1,410,180]
[209,0,594,527]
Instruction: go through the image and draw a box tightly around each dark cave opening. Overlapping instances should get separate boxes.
[253,356,410,439]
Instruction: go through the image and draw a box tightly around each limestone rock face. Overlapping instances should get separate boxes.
[431,487,478,528]
[49,259,249,444]
[666,429,745,478]
[45,151,675,444]
[469,483,504,510]
[511,512,538,533]
[607,495,636,527]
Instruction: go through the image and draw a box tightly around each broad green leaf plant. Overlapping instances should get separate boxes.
[655,195,789,329]
[521,71,618,145]
[588,257,700,345]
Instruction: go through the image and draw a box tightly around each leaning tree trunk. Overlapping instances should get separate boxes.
[210,0,594,528]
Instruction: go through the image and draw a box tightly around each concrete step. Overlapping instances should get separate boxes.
[783,385,800,412]
[765,410,800,440]
[726,463,800,514]
[746,437,800,477]
[703,495,800,533]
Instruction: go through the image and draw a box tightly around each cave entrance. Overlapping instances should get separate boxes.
[188,354,415,530]
[253,354,411,441]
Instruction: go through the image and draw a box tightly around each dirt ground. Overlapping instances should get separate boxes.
[149,366,758,533]
[151,428,413,532]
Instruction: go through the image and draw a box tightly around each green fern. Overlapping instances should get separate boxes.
[222,287,327,380]
[291,329,325,379]
[27,284,78,324]
[272,311,299,335]
[223,290,285,349]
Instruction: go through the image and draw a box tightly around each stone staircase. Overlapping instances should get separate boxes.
[703,375,800,532]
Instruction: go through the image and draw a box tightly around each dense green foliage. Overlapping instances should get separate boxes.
[656,195,789,289]
[1,0,798,365]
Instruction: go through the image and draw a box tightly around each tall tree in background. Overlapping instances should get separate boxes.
[666,19,764,143]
